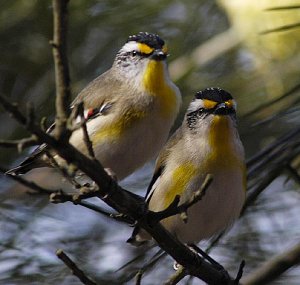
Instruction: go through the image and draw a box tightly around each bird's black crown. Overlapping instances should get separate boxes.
[195,87,233,102]
[127,32,165,49]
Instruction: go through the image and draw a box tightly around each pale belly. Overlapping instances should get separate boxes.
[161,169,245,243]
[69,113,173,180]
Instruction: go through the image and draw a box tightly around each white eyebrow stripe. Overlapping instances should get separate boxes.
[121,41,139,52]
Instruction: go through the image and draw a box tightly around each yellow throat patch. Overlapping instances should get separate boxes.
[208,115,240,170]
[143,60,178,118]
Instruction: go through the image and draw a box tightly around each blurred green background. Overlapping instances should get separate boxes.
[0,1,300,284]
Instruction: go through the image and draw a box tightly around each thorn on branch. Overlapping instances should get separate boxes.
[56,249,97,285]
[49,40,58,48]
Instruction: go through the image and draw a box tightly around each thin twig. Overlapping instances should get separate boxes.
[189,244,224,270]
[169,28,241,82]
[0,137,37,152]
[242,83,300,119]
[2,165,131,223]
[44,149,81,188]
[163,265,188,285]
[51,0,71,140]
[0,94,27,125]
[246,126,300,169]
[244,151,299,212]
[76,102,96,158]
[265,5,300,11]
[260,22,300,34]
[235,260,245,284]
[49,190,134,224]
[56,249,97,285]
[135,270,143,285]
[286,164,300,185]
[242,242,300,285]
[132,249,166,284]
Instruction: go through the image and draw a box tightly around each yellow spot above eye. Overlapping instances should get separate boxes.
[203,99,218,109]
[162,45,168,54]
[225,100,234,108]
[137,43,154,54]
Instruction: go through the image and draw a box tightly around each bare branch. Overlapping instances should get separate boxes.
[246,126,300,170]
[0,137,37,152]
[75,102,96,159]
[242,243,300,285]
[56,249,97,285]
[0,94,27,125]
[260,22,300,34]
[51,0,71,140]
[169,28,241,82]
[130,250,166,284]
[235,260,245,284]
[44,150,81,188]
[244,144,300,212]
[164,265,187,285]
[265,5,300,11]
[242,83,300,119]
[286,164,300,185]
[49,189,134,224]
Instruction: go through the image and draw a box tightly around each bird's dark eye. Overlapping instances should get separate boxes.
[198,108,205,113]
[131,50,137,56]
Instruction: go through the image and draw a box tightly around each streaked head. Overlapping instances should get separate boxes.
[114,32,168,72]
[186,87,237,129]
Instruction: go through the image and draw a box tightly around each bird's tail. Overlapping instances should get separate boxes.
[6,161,36,176]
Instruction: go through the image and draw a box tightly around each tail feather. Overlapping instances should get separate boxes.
[6,143,48,176]
[6,164,30,176]
[6,160,42,176]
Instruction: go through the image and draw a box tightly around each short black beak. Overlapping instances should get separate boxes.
[214,103,234,115]
[150,49,167,61]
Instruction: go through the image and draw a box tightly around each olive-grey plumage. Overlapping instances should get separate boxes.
[7,32,181,180]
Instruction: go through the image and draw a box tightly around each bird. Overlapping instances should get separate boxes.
[128,87,246,245]
[7,32,181,180]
